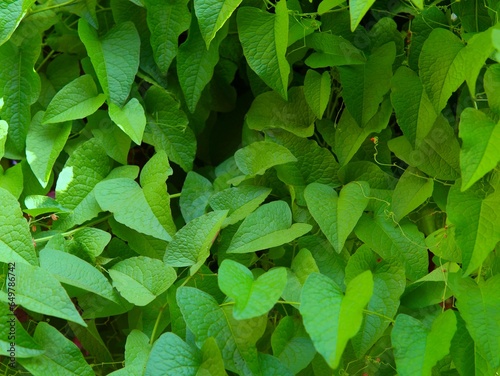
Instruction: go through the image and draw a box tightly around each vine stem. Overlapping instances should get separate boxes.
[150,302,168,345]
[363,309,395,323]
[33,214,113,243]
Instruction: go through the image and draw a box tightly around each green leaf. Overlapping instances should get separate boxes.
[234,141,297,177]
[447,180,500,275]
[271,316,316,374]
[109,330,151,375]
[0,303,43,358]
[349,0,377,31]
[26,112,71,188]
[391,66,437,146]
[346,245,405,357]
[304,33,366,68]
[0,35,41,157]
[387,115,461,181]
[109,256,176,306]
[108,98,146,145]
[426,226,462,263]
[459,108,500,191]
[334,99,392,166]
[392,310,457,376]
[318,0,345,14]
[355,214,428,281]
[0,0,36,46]
[0,262,86,326]
[43,75,106,124]
[78,19,140,107]
[237,2,290,99]
[54,138,111,229]
[17,322,94,375]
[391,167,434,222]
[218,259,287,319]
[304,70,331,119]
[0,120,8,159]
[0,187,37,265]
[177,286,266,375]
[304,182,369,253]
[449,274,500,371]
[227,201,312,254]
[300,271,373,369]
[209,186,272,227]
[484,64,500,115]
[144,86,196,172]
[195,0,241,48]
[246,87,316,138]
[144,0,190,75]
[419,28,465,113]
[39,248,117,303]
[164,210,228,275]
[291,248,320,285]
[177,15,228,112]
[94,178,172,241]
[338,42,395,126]
[180,171,214,222]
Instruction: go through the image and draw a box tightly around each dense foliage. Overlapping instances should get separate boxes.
[1,0,500,374]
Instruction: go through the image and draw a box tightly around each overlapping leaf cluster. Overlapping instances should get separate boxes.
[1,0,500,375]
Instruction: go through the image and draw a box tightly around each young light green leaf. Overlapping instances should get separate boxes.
[218,259,287,319]
[144,86,196,172]
[26,112,71,188]
[271,316,316,374]
[17,322,93,375]
[234,141,297,176]
[144,0,190,75]
[94,178,172,241]
[177,16,228,112]
[109,256,176,306]
[0,303,43,358]
[387,115,461,181]
[65,227,111,262]
[459,108,500,191]
[108,98,146,145]
[355,214,428,281]
[0,36,41,157]
[177,286,266,375]
[291,248,320,285]
[24,195,69,218]
[245,87,316,138]
[304,182,370,253]
[109,330,151,376]
[164,210,228,275]
[54,138,111,230]
[39,248,117,303]
[227,201,312,254]
[392,167,433,222]
[78,20,140,107]
[0,262,86,326]
[447,181,500,275]
[318,0,345,14]
[180,171,214,223]
[43,75,106,124]
[392,310,457,376]
[304,33,366,68]
[419,28,465,113]
[0,120,7,159]
[338,42,395,126]
[195,0,241,48]
[238,1,289,99]
[345,245,405,356]
[449,274,500,371]
[304,70,331,119]
[391,66,437,146]
[0,187,37,265]
[349,0,377,30]
[0,0,36,46]
[300,271,373,369]
[209,185,272,227]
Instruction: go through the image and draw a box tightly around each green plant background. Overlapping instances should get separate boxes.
[0,0,500,374]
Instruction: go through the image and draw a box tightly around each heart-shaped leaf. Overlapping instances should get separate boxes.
[218,259,287,319]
